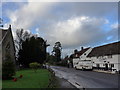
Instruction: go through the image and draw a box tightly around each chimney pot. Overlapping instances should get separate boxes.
[81,47,84,50]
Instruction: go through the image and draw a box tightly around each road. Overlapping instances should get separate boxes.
[50,66,119,89]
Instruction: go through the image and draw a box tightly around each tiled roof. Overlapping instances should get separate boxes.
[0,29,8,38]
[87,41,120,57]
[2,30,8,38]
[70,48,90,58]
[77,48,90,57]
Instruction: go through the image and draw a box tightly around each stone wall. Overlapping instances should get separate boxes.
[2,29,16,63]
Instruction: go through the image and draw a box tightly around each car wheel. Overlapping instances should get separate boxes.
[75,66,77,70]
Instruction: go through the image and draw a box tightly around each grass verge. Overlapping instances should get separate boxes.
[2,69,50,88]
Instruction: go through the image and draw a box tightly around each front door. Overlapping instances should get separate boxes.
[96,64,99,69]
[105,63,108,70]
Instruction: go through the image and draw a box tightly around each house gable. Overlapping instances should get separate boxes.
[71,48,90,59]
[1,26,16,63]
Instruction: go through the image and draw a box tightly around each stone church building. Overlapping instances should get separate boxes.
[0,25,16,63]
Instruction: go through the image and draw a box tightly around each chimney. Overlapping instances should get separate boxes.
[81,47,84,50]
[74,49,78,54]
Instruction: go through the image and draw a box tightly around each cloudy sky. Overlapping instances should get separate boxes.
[1,1,118,57]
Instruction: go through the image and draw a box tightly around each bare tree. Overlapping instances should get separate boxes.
[15,29,31,58]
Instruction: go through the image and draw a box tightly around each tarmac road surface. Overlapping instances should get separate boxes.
[50,66,119,89]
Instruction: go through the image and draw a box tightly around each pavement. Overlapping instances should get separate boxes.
[50,66,120,90]
[93,69,117,74]
[57,77,78,89]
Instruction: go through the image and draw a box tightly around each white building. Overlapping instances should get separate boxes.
[72,41,120,72]
[72,47,91,68]
[87,41,120,72]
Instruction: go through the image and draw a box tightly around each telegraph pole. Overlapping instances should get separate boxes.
[0,18,3,27]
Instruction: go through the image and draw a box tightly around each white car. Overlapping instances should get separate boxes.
[75,60,93,70]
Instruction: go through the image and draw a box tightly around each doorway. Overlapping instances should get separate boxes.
[105,63,108,70]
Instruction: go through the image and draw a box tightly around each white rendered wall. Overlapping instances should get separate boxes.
[89,55,119,71]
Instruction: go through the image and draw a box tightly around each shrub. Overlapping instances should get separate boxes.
[2,53,16,80]
[19,75,23,78]
[29,62,40,73]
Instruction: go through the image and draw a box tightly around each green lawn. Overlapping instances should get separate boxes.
[2,69,51,88]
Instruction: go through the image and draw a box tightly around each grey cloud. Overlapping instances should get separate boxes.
[4,2,118,56]
[38,16,118,50]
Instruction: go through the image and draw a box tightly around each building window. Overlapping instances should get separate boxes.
[96,64,99,68]
[104,61,106,63]
[110,64,114,68]
[99,56,103,59]
[76,54,78,57]
[108,55,112,58]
